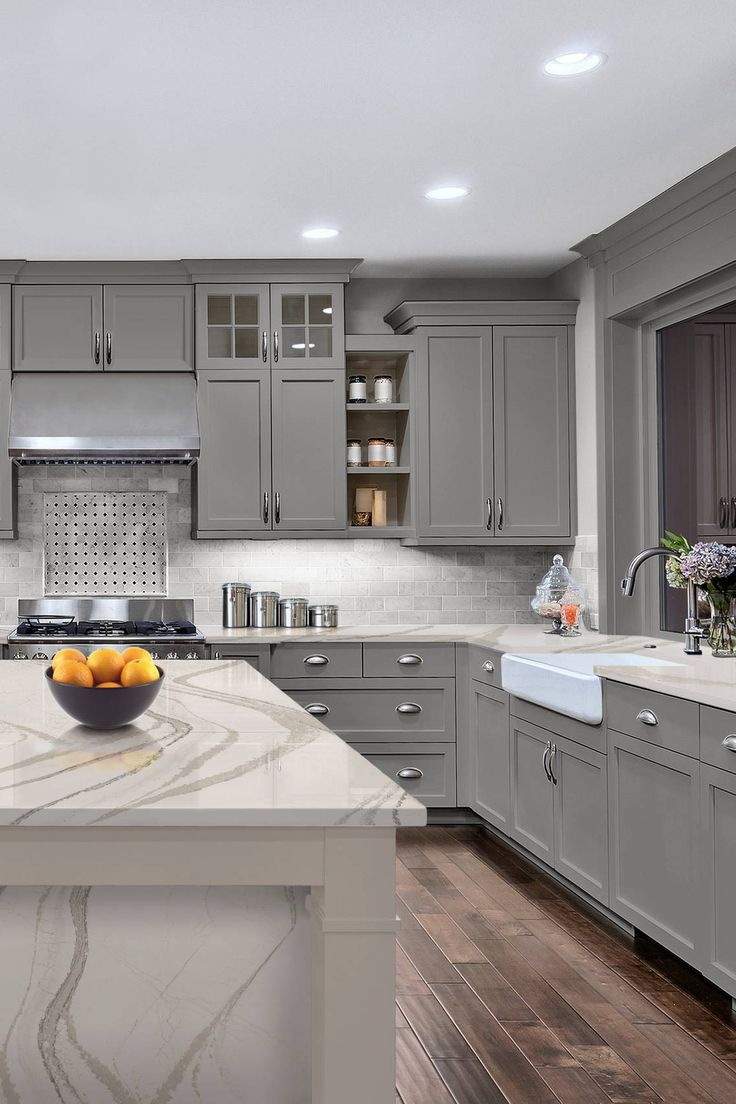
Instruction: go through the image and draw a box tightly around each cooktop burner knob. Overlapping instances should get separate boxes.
[185,651,199,660]
[165,651,178,660]
[149,651,159,660]
[32,651,49,661]
[12,653,28,659]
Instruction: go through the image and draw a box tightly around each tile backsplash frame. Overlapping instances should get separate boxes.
[0,466,598,628]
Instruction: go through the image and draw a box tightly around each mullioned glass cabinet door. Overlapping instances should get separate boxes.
[270,283,345,369]
[195,284,271,368]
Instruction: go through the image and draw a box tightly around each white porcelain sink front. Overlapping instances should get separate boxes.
[500,652,683,725]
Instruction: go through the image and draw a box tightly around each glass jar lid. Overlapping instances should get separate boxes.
[531,554,585,620]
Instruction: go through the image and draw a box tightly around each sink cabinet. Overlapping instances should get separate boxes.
[699,763,736,994]
[509,718,555,866]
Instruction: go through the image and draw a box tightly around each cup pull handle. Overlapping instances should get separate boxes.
[304,655,329,666]
[305,703,329,716]
[396,702,422,714]
[397,654,423,666]
[721,735,736,751]
[397,767,423,780]
[637,708,659,726]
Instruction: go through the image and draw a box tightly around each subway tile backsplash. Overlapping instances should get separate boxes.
[0,466,598,628]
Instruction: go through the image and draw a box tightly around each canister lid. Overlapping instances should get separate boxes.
[222,581,250,589]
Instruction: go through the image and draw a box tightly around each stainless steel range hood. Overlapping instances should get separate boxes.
[8,373,200,464]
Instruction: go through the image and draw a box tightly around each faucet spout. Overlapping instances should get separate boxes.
[621,546,702,655]
[620,547,672,597]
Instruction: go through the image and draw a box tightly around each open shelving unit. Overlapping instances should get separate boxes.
[344,335,415,537]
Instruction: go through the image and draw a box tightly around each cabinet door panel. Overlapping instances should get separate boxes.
[509,719,554,864]
[493,326,571,538]
[553,735,608,905]
[104,286,193,371]
[194,369,271,533]
[416,328,493,537]
[271,370,345,530]
[700,764,736,996]
[196,284,270,369]
[271,284,344,369]
[468,682,509,830]
[14,286,102,372]
[608,729,699,963]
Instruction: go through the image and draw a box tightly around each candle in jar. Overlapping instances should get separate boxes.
[373,375,394,403]
[353,485,375,526]
[347,440,362,467]
[372,487,388,527]
[384,439,396,466]
[367,438,387,467]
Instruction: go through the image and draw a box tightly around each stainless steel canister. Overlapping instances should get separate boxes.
[250,591,280,628]
[278,597,308,627]
[308,604,339,628]
[222,582,251,628]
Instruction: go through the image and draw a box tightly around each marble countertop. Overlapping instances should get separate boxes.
[0,660,427,828]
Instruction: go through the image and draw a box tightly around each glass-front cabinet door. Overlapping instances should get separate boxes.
[270,283,344,369]
[195,284,270,368]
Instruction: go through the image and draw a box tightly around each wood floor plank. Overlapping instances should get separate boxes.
[567,1045,663,1104]
[397,927,464,985]
[416,912,489,964]
[500,1021,579,1068]
[433,1058,508,1104]
[395,1027,456,1104]
[431,981,563,1104]
[637,1022,736,1102]
[396,1004,411,1030]
[539,1065,612,1104]
[397,993,475,1059]
[456,961,538,1023]
[396,945,431,996]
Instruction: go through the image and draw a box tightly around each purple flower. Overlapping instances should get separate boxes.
[679,542,736,585]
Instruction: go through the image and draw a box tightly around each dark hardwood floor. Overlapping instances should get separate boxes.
[395,826,736,1104]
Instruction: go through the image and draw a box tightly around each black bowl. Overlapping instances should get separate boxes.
[45,666,164,729]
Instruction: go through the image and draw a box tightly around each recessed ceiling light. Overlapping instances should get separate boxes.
[322,307,333,315]
[302,227,340,240]
[291,342,316,350]
[424,185,471,201]
[543,51,605,76]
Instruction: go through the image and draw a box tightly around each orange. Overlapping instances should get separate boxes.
[52,660,94,688]
[87,648,126,685]
[96,682,121,688]
[120,659,160,687]
[121,646,153,665]
[51,648,88,669]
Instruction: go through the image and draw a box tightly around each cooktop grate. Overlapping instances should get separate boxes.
[43,492,167,597]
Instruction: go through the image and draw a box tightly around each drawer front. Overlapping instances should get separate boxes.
[605,681,699,757]
[363,642,455,678]
[467,645,502,688]
[270,642,362,679]
[351,742,456,807]
[700,706,736,773]
[209,644,271,676]
[278,681,455,743]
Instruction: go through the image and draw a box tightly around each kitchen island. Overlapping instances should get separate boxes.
[0,660,424,1104]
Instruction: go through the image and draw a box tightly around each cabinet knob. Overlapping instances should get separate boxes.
[397,654,423,666]
[304,654,329,666]
[636,708,659,726]
[396,702,422,714]
[482,660,495,673]
[397,767,423,780]
[722,735,736,751]
[305,703,330,716]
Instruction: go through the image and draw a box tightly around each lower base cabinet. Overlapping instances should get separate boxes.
[509,717,608,905]
[608,729,699,964]
[700,763,736,993]
[351,742,456,807]
[468,681,510,831]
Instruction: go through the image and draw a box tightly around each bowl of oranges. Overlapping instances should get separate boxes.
[45,646,163,729]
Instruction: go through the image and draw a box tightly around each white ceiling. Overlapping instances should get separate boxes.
[1,0,736,276]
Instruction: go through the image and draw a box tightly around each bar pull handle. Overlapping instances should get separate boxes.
[94,331,101,365]
[486,497,493,531]
[262,329,268,362]
[542,741,552,781]
[549,743,558,785]
[275,490,281,525]
[105,331,112,365]
[263,490,269,525]
[497,497,504,531]
[637,708,659,726]
[273,330,279,362]
[731,497,736,530]
[720,497,728,529]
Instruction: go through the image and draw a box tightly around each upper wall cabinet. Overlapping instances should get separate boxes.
[395,301,577,544]
[196,283,345,371]
[13,285,193,372]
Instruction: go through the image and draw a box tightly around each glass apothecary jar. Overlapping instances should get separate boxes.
[531,554,586,636]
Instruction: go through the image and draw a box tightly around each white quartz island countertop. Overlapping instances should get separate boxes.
[0,659,427,828]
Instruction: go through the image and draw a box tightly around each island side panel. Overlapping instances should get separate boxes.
[0,885,310,1104]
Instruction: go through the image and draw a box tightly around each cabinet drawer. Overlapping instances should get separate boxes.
[700,706,736,773]
[277,681,455,743]
[363,642,455,678]
[467,645,502,688]
[270,642,362,679]
[351,742,456,807]
[209,644,270,676]
[605,681,699,757]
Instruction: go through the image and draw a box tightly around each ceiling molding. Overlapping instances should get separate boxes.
[3,258,365,285]
[385,299,579,333]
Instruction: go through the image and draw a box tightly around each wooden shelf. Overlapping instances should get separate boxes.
[346,466,410,476]
[346,403,410,412]
[347,526,415,538]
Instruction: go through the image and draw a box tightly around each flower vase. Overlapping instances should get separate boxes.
[706,593,736,657]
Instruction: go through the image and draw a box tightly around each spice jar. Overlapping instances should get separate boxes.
[367,437,386,467]
[384,439,396,466]
[348,375,367,403]
[373,375,394,403]
[353,485,375,526]
[347,440,362,467]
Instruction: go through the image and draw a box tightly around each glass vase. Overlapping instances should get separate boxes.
[706,593,736,657]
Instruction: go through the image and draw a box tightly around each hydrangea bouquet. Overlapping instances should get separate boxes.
[661,532,736,655]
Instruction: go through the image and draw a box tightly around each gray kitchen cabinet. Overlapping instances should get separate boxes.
[492,326,571,538]
[103,286,193,371]
[608,728,699,963]
[208,644,271,677]
[352,743,457,807]
[271,643,363,679]
[196,284,271,368]
[468,681,510,832]
[700,763,736,996]
[193,368,271,533]
[552,733,608,905]
[415,327,494,537]
[271,370,346,530]
[509,718,555,866]
[271,284,344,369]
[13,284,193,372]
[13,285,103,371]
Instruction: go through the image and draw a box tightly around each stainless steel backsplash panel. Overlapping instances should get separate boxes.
[43,493,167,596]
